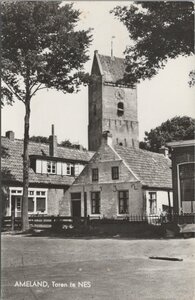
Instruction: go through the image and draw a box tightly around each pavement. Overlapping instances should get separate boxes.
[1,234,195,300]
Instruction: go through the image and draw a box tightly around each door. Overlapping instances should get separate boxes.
[71,193,81,218]
[72,200,81,218]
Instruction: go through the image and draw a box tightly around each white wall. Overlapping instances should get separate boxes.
[145,190,173,215]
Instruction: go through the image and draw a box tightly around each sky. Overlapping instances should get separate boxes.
[2,1,195,148]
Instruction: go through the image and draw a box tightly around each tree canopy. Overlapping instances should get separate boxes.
[111,2,194,85]
[1,1,92,230]
[139,116,195,153]
[1,1,92,104]
[29,136,86,150]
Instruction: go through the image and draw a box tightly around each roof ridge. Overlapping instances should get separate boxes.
[114,144,170,159]
[98,53,125,61]
[1,136,94,154]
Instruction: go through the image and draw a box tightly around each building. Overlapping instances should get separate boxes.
[2,51,173,219]
[1,127,94,217]
[88,50,139,151]
[167,140,195,213]
[60,131,173,218]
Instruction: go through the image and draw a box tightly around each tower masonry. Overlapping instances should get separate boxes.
[88,50,139,151]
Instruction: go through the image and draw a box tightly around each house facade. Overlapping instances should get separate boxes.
[167,140,195,213]
[1,127,94,217]
[60,132,173,218]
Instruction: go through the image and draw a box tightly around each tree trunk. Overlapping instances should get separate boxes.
[22,98,30,231]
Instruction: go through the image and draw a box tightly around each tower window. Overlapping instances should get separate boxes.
[117,102,124,116]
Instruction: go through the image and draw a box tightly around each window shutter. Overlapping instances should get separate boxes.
[79,164,84,173]
[62,163,67,175]
[42,161,47,174]
[36,160,42,173]
[57,162,62,175]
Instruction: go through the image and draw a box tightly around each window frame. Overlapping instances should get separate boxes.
[112,166,119,180]
[117,102,124,117]
[118,190,129,214]
[92,168,99,182]
[91,191,101,214]
[148,192,157,215]
[47,161,56,174]
[9,188,48,215]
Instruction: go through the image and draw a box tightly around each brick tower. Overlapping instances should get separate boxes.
[88,50,139,151]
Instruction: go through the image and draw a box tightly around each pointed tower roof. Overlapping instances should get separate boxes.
[92,50,126,84]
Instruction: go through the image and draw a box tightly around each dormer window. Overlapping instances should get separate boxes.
[47,161,56,174]
[117,102,124,116]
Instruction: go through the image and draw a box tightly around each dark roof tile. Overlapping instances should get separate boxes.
[98,54,126,83]
[114,145,172,189]
[1,137,94,186]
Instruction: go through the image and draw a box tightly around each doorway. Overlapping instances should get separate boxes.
[72,200,81,218]
[71,192,81,217]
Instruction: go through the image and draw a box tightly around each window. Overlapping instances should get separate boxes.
[179,163,194,203]
[28,197,34,212]
[117,102,124,116]
[91,192,100,214]
[36,197,46,213]
[16,197,21,211]
[47,161,56,174]
[66,163,74,176]
[10,188,47,214]
[92,168,99,181]
[118,191,129,214]
[71,193,81,200]
[149,192,157,214]
[112,166,119,180]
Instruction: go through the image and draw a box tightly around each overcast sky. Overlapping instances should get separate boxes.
[2,1,195,148]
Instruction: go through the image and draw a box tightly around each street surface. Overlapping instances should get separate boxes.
[1,235,195,300]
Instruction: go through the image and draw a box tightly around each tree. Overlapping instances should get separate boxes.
[140,116,195,153]
[1,1,92,231]
[59,139,86,150]
[111,2,194,85]
[30,136,86,150]
[29,136,49,144]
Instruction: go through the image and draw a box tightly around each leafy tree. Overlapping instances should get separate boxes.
[1,1,92,231]
[140,116,195,152]
[59,139,86,150]
[29,136,49,144]
[111,2,194,85]
[30,136,86,150]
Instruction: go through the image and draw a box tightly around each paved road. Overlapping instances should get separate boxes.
[1,235,195,300]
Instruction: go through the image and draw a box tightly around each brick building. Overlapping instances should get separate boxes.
[1,127,94,217]
[167,140,195,213]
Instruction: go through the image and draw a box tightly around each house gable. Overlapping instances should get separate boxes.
[73,142,139,185]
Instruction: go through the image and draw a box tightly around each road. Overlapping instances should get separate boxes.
[1,234,195,300]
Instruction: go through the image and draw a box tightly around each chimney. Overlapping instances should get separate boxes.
[6,131,15,141]
[49,124,57,157]
[159,146,169,158]
[102,131,112,147]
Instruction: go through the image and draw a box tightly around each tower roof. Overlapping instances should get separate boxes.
[94,51,126,84]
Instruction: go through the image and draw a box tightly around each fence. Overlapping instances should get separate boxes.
[1,215,86,230]
[1,213,195,231]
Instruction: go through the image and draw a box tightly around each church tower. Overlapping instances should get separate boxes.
[88,50,139,151]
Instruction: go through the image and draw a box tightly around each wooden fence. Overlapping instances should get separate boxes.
[1,213,195,231]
